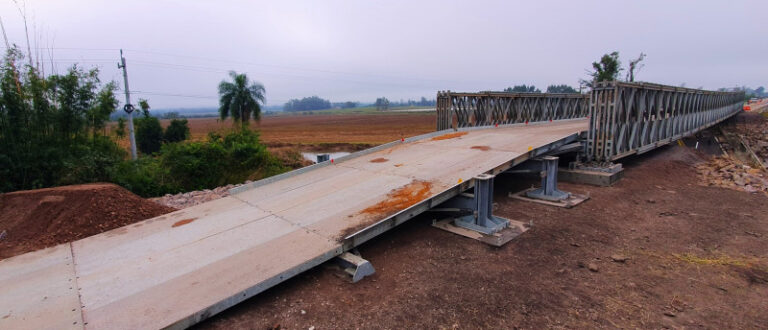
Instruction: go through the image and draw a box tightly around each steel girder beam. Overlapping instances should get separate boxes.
[585,81,744,163]
[436,91,589,130]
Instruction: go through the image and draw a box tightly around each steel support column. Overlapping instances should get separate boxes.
[525,156,570,201]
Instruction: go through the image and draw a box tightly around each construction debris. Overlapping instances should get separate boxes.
[150,181,252,209]
[739,118,768,169]
[696,157,768,195]
[697,113,768,196]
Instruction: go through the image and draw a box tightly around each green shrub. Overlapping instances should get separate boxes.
[109,157,178,197]
[135,116,164,155]
[108,128,287,197]
[159,141,229,190]
[157,129,278,192]
[59,136,126,185]
[164,118,190,143]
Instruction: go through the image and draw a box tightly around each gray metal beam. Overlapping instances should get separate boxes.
[436,91,589,130]
[585,81,744,163]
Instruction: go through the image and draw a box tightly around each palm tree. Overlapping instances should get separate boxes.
[217,71,266,127]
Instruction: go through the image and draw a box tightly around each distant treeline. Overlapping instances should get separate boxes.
[284,96,332,111]
[283,95,436,111]
[388,97,436,107]
[503,84,580,93]
[718,86,767,100]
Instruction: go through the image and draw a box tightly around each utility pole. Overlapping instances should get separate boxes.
[118,49,138,160]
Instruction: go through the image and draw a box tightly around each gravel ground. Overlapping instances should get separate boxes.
[149,181,252,209]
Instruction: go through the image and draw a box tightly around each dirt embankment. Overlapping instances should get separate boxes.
[0,183,175,259]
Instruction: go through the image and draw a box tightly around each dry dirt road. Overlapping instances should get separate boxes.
[196,144,768,329]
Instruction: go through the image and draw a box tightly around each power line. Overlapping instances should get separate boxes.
[126,59,439,88]
[4,46,457,104]
[130,90,219,100]
[40,54,447,88]
[3,46,494,86]
[116,88,291,104]
[123,48,447,83]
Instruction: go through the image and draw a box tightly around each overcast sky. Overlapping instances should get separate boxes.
[1,0,766,109]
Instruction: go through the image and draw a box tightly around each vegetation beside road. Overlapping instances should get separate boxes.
[111,129,284,197]
[0,49,289,196]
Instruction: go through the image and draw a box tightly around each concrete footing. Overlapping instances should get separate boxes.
[559,167,624,186]
[336,252,375,283]
[510,188,589,208]
[432,218,529,247]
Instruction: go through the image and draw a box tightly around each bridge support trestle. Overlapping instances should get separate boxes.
[431,174,529,246]
[509,156,590,208]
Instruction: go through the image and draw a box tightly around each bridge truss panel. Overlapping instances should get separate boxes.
[436,91,589,130]
[585,81,744,163]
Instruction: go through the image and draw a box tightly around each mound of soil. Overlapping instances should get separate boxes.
[0,183,175,259]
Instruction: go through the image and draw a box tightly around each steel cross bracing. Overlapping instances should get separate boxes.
[585,81,744,163]
[436,91,589,130]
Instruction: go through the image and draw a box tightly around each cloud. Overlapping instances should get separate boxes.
[1,0,765,108]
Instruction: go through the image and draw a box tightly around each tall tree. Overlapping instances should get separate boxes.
[218,71,266,127]
[133,99,163,155]
[626,52,646,82]
[590,51,622,83]
[138,98,151,118]
[375,97,390,110]
[89,82,118,137]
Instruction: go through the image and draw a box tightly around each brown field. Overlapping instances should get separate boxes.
[111,113,436,151]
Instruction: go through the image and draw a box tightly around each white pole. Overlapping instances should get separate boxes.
[118,49,137,160]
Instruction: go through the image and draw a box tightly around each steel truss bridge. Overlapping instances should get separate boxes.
[436,82,744,163]
[0,81,744,329]
[586,81,744,163]
[436,91,588,130]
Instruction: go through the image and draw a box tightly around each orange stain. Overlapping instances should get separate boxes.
[360,180,433,218]
[431,132,468,141]
[172,218,197,228]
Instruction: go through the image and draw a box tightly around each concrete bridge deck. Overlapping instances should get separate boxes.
[0,119,587,329]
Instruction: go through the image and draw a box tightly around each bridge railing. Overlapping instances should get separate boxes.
[586,81,744,163]
[436,91,589,130]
